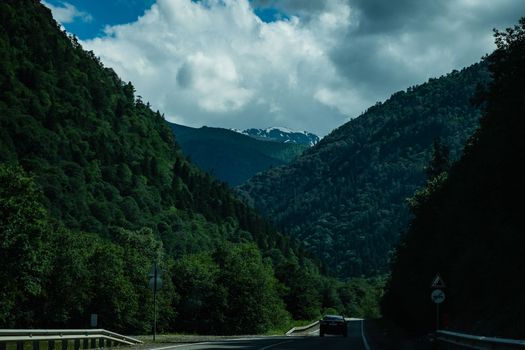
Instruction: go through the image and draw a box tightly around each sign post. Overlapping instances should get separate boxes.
[90,314,98,328]
[149,263,162,341]
[430,274,446,331]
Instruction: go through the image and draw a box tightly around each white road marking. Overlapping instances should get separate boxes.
[140,337,290,350]
[257,340,294,350]
[143,342,213,350]
[361,320,372,350]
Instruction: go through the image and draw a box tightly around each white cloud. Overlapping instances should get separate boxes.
[82,0,353,135]
[42,1,93,24]
[81,0,525,136]
[179,52,254,112]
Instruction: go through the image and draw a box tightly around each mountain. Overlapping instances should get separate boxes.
[169,123,308,186]
[238,61,490,278]
[382,19,525,338]
[0,0,366,334]
[235,127,320,146]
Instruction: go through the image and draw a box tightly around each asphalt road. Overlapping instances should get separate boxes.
[148,320,369,350]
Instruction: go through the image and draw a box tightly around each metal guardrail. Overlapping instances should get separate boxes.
[285,321,320,336]
[436,330,525,349]
[285,317,357,336]
[0,329,142,350]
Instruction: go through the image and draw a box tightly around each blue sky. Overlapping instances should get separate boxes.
[42,0,525,136]
[44,0,283,39]
[43,0,156,39]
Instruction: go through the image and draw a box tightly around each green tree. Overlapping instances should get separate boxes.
[171,253,225,334]
[0,164,53,327]
[275,262,322,320]
[215,243,290,334]
[425,138,450,180]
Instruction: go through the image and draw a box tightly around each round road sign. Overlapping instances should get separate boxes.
[431,289,445,304]
[149,277,163,290]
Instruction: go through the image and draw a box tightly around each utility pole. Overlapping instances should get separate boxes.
[153,261,157,342]
[149,262,162,341]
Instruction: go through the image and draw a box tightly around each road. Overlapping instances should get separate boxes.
[148,320,370,350]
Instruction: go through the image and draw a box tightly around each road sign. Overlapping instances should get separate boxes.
[431,289,445,304]
[431,274,446,289]
[149,277,163,290]
[149,262,162,342]
[149,264,162,290]
[90,314,98,328]
[148,264,160,278]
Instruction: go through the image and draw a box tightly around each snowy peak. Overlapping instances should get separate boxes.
[235,127,320,146]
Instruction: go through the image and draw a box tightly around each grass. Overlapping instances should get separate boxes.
[129,320,319,344]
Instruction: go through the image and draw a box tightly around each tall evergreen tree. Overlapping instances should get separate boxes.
[425,138,450,180]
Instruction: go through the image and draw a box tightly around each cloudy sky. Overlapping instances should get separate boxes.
[43,0,525,136]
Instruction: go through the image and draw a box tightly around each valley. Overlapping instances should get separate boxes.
[1,0,524,342]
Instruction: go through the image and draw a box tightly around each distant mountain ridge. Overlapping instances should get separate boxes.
[169,123,308,186]
[233,127,320,146]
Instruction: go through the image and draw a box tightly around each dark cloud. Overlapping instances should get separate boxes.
[326,0,525,105]
[251,0,328,14]
[176,63,193,88]
[328,36,417,102]
[348,0,445,33]
[250,0,336,24]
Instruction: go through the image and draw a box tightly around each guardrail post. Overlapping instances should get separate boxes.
[0,330,141,349]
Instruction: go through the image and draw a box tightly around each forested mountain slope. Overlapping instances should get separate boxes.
[238,62,489,277]
[169,122,307,186]
[0,0,374,334]
[382,19,525,338]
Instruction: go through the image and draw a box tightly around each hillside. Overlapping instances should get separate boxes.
[0,0,371,333]
[169,123,307,186]
[238,62,490,277]
[381,19,525,338]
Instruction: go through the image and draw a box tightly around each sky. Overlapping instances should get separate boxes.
[42,0,525,136]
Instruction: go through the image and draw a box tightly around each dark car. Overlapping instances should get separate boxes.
[319,314,347,337]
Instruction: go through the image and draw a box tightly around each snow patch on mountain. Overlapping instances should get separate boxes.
[232,127,320,146]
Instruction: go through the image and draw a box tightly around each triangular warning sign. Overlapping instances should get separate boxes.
[430,274,446,288]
